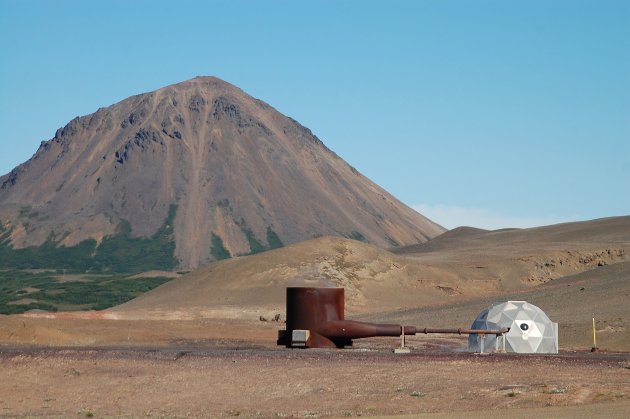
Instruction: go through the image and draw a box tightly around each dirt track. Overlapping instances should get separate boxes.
[1,343,629,418]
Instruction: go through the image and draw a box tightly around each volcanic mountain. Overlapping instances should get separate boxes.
[0,77,444,270]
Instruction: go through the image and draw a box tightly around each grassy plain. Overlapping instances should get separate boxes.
[0,270,172,314]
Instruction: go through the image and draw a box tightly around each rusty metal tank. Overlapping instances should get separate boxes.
[278,287,415,348]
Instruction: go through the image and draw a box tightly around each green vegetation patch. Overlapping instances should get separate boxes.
[266,227,284,249]
[0,205,178,273]
[236,219,265,255]
[347,230,366,242]
[0,269,172,314]
[210,225,284,261]
[210,233,231,260]
[231,219,285,257]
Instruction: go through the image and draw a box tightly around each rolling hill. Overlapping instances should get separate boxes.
[113,216,630,337]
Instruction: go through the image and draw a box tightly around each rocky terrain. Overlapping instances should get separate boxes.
[1,346,629,418]
[0,76,443,270]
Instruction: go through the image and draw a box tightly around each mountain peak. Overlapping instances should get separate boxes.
[166,75,235,91]
[151,76,246,99]
[0,78,444,270]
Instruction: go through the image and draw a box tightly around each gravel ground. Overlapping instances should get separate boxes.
[1,343,629,418]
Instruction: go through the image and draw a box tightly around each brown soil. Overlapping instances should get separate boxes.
[0,317,629,418]
[1,338,629,418]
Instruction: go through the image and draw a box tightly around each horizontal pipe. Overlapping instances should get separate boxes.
[316,320,416,339]
[414,327,509,335]
[313,321,508,341]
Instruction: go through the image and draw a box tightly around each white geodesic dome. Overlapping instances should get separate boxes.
[468,301,558,354]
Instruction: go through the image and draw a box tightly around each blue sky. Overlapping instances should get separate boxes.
[1,0,628,229]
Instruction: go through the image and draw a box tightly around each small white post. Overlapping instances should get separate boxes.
[591,317,598,352]
[401,326,405,348]
[394,325,410,354]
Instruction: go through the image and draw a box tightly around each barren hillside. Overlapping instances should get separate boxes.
[113,217,630,326]
[0,77,443,270]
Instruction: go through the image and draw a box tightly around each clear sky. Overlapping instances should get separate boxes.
[1,0,628,230]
